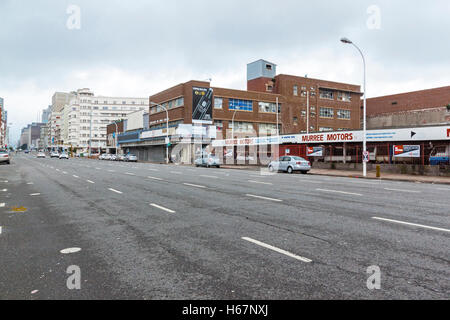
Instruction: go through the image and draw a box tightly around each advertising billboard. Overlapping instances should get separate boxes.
[307,147,323,157]
[192,87,213,124]
[393,145,421,158]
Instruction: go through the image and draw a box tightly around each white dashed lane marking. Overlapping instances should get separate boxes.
[30,193,41,196]
[316,189,362,196]
[183,183,207,189]
[86,180,95,184]
[246,194,283,202]
[372,217,450,233]
[242,237,312,263]
[108,188,122,194]
[150,203,176,213]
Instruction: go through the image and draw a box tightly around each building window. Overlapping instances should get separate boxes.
[259,123,277,134]
[293,117,298,125]
[319,127,333,132]
[338,92,352,102]
[228,121,254,132]
[214,98,223,109]
[293,85,298,96]
[319,89,334,100]
[266,64,272,71]
[258,102,277,113]
[337,109,351,120]
[319,107,334,118]
[214,120,223,131]
[229,99,253,111]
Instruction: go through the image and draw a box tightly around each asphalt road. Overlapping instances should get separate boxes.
[0,153,449,299]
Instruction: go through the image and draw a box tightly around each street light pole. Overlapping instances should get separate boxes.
[150,102,169,164]
[341,37,367,177]
[231,109,238,139]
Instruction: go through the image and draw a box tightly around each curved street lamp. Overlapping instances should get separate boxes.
[341,37,367,177]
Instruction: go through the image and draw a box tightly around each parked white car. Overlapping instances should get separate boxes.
[50,151,60,158]
[59,153,69,159]
[37,152,46,158]
[268,156,311,174]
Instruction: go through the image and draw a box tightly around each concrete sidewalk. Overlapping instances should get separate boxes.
[220,165,450,185]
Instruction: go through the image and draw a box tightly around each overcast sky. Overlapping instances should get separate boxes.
[1,0,449,144]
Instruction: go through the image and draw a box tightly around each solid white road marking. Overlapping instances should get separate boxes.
[150,203,175,213]
[242,237,312,263]
[248,180,273,185]
[108,188,122,194]
[27,182,34,185]
[87,180,95,184]
[183,183,207,189]
[372,217,450,233]
[60,248,82,254]
[148,176,163,181]
[1,189,7,192]
[0,203,5,207]
[125,172,135,176]
[246,194,283,202]
[30,193,41,196]
[316,189,362,196]
[200,175,219,179]
[384,188,420,193]
[73,175,79,178]
[0,226,2,234]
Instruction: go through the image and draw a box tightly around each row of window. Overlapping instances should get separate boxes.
[150,97,184,114]
[319,107,351,119]
[78,106,142,111]
[80,99,147,105]
[319,89,352,102]
[214,98,281,113]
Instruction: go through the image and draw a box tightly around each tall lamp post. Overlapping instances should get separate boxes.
[150,102,169,164]
[231,109,239,139]
[341,37,367,177]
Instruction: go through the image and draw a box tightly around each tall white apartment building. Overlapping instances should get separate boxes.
[65,88,148,151]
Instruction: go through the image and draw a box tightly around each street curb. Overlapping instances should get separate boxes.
[308,172,450,186]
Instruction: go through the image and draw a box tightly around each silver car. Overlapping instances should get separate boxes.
[195,155,221,168]
[59,153,69,159]
[268,156,311,174]
[126,154,138,162]
[0,150,10,164]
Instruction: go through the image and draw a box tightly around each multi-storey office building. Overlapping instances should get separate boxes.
[62,88,149,153]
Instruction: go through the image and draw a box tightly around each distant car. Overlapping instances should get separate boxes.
[118,154,126,161]
[104,154,112,161]
[269,156,311,174]
[24,150,30,154]
[110,155,117,161]
[125,154,138,162]
[59,153,69,159]
[195,155,221,168]
[37,152,46,158]
[50,151,59,158]
[0,150,10,164]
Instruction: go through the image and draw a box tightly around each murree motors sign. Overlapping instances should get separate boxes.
[212,126,450,147]
[393,145,421,158]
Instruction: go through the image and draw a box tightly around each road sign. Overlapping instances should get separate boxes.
[363,151,370,163]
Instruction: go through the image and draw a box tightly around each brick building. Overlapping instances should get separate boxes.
[366,86,450,129]
[114,59,362,162]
